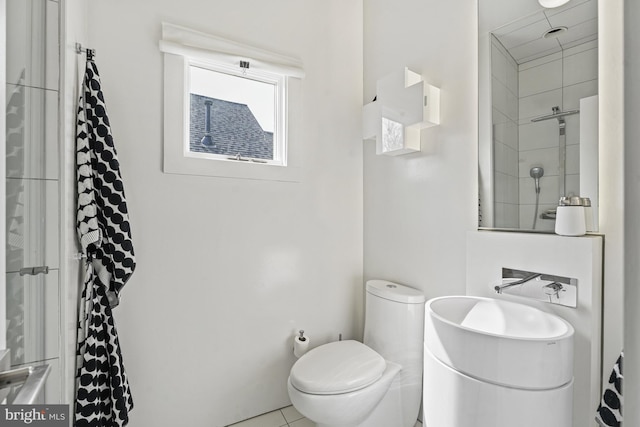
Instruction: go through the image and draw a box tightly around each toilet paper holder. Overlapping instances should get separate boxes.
[294,330,310,358]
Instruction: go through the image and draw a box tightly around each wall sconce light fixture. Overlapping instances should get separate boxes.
[363,67,440,156]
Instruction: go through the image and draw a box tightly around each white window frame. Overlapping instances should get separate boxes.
[185,60,287,166]
[160,23,304,182]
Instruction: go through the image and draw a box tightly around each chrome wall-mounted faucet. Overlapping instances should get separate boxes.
[494,272,541,294]
[494,268,578,308]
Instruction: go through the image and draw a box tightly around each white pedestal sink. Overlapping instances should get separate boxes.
[423,296,574,427]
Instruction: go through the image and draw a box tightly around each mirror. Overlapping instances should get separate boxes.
[478,0,598,232]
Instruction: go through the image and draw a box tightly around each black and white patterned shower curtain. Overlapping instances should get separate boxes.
[75,57,136,427]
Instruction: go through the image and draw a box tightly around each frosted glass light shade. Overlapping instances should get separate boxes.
[381,118,404,153]
[538,0,570,8]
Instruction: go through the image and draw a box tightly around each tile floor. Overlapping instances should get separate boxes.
[226,405,423,427]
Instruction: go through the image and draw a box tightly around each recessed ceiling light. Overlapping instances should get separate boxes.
[538,0,570,8]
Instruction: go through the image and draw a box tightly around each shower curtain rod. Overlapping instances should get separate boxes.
[531,108,580,122]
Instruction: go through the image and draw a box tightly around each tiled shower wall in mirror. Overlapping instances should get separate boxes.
[491,34,520,229]
[517,41,598,231]
[5,0,61,403]
[491,37,597,231]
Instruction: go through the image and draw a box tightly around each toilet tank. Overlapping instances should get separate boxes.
[364,280,426,426]
[363,280,426,366]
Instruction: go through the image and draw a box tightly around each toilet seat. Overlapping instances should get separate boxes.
[290,340,386,395]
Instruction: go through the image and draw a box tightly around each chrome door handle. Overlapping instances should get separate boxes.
[19,266,49,276]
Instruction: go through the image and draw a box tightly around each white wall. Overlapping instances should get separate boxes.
[598,0,625,386]
[624,0,640,423]
[84,1,363,426]
[363,0,477,299]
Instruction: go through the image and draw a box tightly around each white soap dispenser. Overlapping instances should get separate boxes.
[555,196,586,236]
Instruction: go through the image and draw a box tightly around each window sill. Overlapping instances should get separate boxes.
[163,152,301,182]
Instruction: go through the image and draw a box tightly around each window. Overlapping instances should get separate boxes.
[160,23,304,181]
[187,63,285,165]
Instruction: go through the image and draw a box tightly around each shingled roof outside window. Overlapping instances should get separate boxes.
[190,95,274,160]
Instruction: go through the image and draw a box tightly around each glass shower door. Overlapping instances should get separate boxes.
[5,0,60,403]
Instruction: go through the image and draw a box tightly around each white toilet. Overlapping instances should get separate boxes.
[287,280,425,427]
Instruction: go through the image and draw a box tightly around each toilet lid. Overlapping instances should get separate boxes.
[290,340,386,395]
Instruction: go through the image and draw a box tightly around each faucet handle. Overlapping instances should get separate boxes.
[543,282,564,292]
[543,282,564,300]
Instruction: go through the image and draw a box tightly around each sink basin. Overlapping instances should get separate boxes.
[424,296,574,389]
